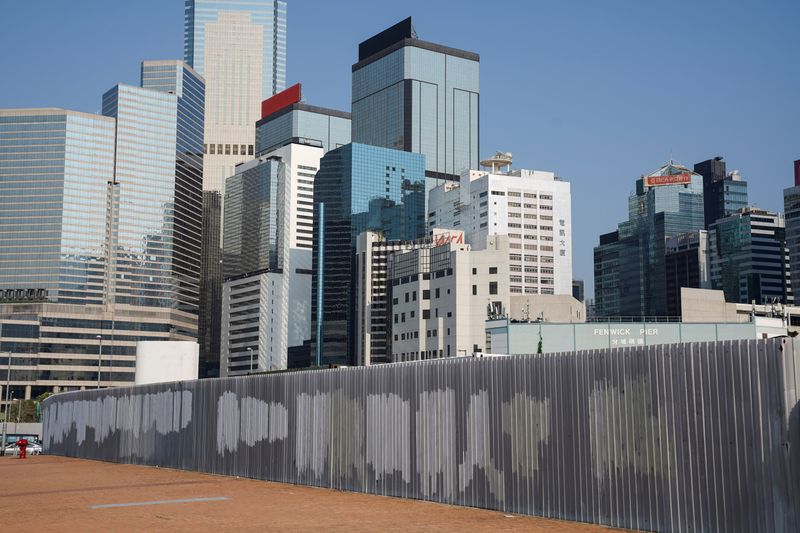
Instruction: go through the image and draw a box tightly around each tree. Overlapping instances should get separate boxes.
[10,399,38,423]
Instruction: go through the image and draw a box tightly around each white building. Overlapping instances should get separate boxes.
[428,158,572,296]
[387,234,583,363]
[220,142,320,375]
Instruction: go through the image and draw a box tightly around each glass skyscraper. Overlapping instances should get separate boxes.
[708,209,792,305]
[312,143,426,365]
[594,161,705,318]
[102,61,205,333]
[0,109,116,305]
[783,161,800,300]
[352,17,479,180]
[694,156,748,228]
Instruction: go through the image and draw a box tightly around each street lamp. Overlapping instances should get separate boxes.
[248,347,254,375]
[96,334,103,389]
[1,351,10,456]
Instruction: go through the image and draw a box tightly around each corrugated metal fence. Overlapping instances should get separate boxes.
[43,338,800,532]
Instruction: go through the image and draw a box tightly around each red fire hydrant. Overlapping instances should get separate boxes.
[16,438,28,460]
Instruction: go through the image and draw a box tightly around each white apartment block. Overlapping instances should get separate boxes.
[428,167,572,296]
[220,142,320,376]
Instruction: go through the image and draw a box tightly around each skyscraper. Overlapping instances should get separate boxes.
[312,143,426,365]
[783,160,800,298]
[694,156,749,228]
[102,61,205,332]
[708,208,793,305]
[185,0,287,377]
[0,60,205,398]
[351,17,479,180]
[593,161,705,318]
[185,0,287,191]
[220,142,323,375]
[256,83,351,156]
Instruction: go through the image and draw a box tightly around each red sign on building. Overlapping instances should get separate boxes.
[644,173,692,187]
[261,83,302,119]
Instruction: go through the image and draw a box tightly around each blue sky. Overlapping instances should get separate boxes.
[2,0,798,298]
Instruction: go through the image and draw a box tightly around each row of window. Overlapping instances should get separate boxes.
[203,143,254,156]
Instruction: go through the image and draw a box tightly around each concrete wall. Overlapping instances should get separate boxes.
[43,339,800,532]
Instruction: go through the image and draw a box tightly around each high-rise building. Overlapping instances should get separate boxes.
[708,208,792,305]
[185,0,287,191]
[351,17,479,180]
[311,143,426,365]
[256,83,351,156]
[220,142,322,375]
[593,161,705,318]
[664,231,711,317]
[428,156,572,296]
[783,160,800,299]
[0,61,205,398]
[694,156,748,228]
[185,0,287,376]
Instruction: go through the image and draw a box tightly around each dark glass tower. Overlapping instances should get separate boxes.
[351,17,479,180]
[694,156,748,228]
[311,143,425,365]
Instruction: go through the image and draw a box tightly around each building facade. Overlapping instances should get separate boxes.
[312,143,426,366]
[708,208,793,305]
[351,17,479,180]
[256,83,351,156]
[664,231,711,317]
[220,142,321,375]
[428,164,572,296]
[0,62,204,398]
[593,161,705,318]
[185,0,287,191]
[185,0,287,376]
[783,160,800,299]
[694,156,748,228]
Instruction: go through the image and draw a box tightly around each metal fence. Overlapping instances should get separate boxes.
[43,338,800,532]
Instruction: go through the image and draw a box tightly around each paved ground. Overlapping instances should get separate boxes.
[0,455,627,532]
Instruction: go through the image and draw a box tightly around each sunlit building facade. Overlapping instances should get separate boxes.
[311,143,426,365]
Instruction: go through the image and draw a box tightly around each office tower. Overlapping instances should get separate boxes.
[694,156,749,228]
[593,231,622,318]
[256,83,351,156]
[0,61,204,397]
[185,0,287,191]
[428,155,572,296]
[572,280,585,303]
[220,142,322,375]
[708,208,793,305]
[352,17,479,180]
[185,0,287,377]
[783,160,800,298]
[311,143,426,365]
[593,161,705,318]
[664,231,711,317]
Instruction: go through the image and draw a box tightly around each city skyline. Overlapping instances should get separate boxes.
[1,0,798,300]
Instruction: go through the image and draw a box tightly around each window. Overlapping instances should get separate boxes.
[472,267,477,275]
[489,282,498,295]
[423,290,430,300]
[413,291,417,301]
[510,275,522,283]
[233,144,239,155]
[491,190,505,196]
[394,314,398,324]
[392,297,398,305]
[405,293,409,303]
[472,285,477,295]
[410,310,415,318]
[225,144,231,155]
[249,145,254,155]
[489,267,498,274]
[435,288,440,298]
[401,313,406,322]
[510,264,522,272]
[508,191,521,197]
[217,144,222,153]
[422,309,430,319]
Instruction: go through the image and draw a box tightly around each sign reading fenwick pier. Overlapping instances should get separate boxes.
[643,172,692,187]
[592,326,660,346]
